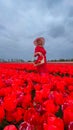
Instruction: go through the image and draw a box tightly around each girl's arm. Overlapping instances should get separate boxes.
[34,52,45,66]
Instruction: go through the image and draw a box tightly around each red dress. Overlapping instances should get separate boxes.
[34,45,47,74]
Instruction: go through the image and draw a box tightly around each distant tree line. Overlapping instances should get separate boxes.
[48,58,73,62]
[0,58,25,62]
[0,58,73,62]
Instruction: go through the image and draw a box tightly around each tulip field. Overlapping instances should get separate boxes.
[0,62,73,130]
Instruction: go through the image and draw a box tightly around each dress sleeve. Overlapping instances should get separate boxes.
[35,46,40,53]
[34,46,45,64]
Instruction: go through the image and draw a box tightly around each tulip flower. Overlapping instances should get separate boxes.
[3,125,17,130]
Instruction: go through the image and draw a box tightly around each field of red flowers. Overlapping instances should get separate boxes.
[0,62,73,130]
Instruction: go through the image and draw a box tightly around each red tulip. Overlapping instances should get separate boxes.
[19,121,34,130]
[63,106,73,125]
[44,124,59,130]
[68,122,73,130]
[3,125,17,130]
[46,116,64,130]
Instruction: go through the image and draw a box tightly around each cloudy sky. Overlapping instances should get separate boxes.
[0,0,73,61]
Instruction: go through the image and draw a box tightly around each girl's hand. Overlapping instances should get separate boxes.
[34,52,42,57]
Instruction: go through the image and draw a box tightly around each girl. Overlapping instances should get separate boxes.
[33,37,48,74]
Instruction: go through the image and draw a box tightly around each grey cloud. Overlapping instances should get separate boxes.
[68,6,73,17]
[46,0,63,8]
[49,25,65,38]
[0,24,6,30]
[0,0,73,60]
